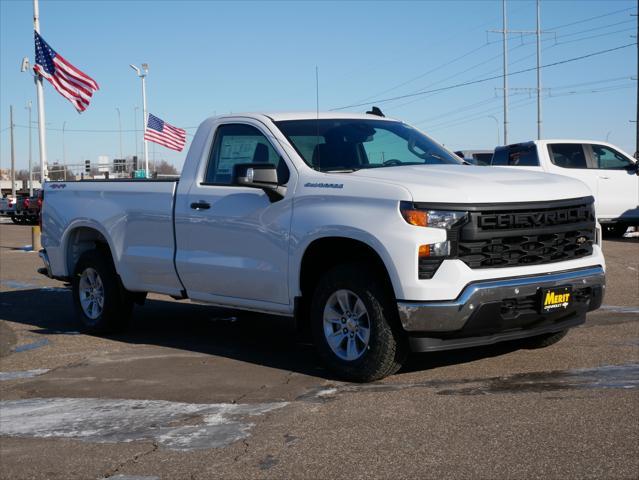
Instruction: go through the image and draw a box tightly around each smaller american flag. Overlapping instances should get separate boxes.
[144,113,187,152]
[34,31,99,113]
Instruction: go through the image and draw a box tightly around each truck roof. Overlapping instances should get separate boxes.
[212,112,398,122]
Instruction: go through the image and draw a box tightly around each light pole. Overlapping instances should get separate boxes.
[26,101,33,195]
[133,105,139,162]
[605,131,612,142]
[130,63,149,177]
[116,107,123,159]
[487,115,501,146]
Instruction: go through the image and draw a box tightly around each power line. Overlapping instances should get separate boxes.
[548,6,635,31]
[351,42,492,105]
[361,12,636,114]
[423,83,633,134]
[331,43,636,111]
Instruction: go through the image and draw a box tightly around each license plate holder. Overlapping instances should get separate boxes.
[540,286,573,314]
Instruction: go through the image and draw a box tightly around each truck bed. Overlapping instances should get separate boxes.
[42,180,184,296]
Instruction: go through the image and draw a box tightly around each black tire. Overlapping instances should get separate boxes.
[602,223,627,238]
[310,263,407,382]
[72,249,133,334]
[519,329,568,349]
[10,215,20,225]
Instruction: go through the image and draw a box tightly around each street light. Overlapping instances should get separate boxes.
[486,115,501,146]
[130,63,149,177]
[116,107,123,159]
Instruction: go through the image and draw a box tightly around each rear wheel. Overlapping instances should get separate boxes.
[311,263,407,382]
[72,249,133,334]
[519,329,568,349]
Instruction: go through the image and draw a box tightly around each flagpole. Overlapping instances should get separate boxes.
[141,71,149,177]
[33,0,48,182]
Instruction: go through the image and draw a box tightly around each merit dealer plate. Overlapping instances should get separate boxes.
[540,286,573,313]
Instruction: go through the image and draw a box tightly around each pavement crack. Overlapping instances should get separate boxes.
[103,441,159,478]
[232,384,267,404]
[233,439,250,462]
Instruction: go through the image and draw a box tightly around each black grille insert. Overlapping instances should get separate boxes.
[452,197,595,269]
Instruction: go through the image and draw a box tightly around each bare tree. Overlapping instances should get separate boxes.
[154,160,179,175]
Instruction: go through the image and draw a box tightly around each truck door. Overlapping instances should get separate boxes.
[586,144,639,221]
[174,121,294,309]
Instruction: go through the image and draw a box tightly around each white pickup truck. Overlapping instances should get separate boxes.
[39,112,606,381]
[490,140,639,237]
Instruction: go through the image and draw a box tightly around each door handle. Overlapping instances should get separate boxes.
[598,176,610,180]
[190,201,211,210]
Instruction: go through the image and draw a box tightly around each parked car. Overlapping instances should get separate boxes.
[12,190,41,225]
[39,112,605,381]
[490,140,639,237]
[0,195,16,219]
[454,149,493,165]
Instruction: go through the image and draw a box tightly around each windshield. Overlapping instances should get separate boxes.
[275,119,462,172]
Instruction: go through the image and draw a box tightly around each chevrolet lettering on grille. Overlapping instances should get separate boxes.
[478,206,593,229]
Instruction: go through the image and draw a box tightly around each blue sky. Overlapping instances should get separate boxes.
[1,0,637,172]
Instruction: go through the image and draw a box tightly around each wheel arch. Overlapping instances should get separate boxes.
[63,223,118,277]
[295,235,400,332]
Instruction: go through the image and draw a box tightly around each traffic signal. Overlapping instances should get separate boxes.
[85,160,91,173]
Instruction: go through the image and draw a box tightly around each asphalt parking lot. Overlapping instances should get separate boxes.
[0,220,637,480]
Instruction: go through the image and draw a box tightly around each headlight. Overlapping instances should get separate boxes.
[400,202,467,229]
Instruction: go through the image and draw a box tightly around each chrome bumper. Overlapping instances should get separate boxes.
[397,266,605,332]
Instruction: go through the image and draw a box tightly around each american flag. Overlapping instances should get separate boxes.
[144,113,186,152]
[34,31,99,113]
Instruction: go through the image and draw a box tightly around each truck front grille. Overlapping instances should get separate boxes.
[450,197,596,270]
[457,229,594,268]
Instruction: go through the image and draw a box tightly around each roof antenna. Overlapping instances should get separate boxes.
[366,106,385,117]
[315,65,321,172]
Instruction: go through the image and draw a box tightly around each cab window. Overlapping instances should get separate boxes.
[492,144,539,166]
[589,144,634,170]
[547,144,588,169]
[204,124,289,185]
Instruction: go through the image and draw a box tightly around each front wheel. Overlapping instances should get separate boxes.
[72,249,133,334]
[311,263,407,382]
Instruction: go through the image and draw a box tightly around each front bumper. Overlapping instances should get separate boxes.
[397,266,605,352]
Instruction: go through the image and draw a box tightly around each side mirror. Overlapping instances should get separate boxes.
[625,162,639,175]
[232,163,285,200]
[233,163,278,188]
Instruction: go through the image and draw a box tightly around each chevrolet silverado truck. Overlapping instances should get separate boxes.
[490,140,639,237]
[39,112,606,381]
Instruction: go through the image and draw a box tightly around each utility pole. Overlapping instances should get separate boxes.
[502,0,509,145]
[489,0,552,144]
[33,0,48,182]
[62,121,67,180]
[26,101,33,195]
[10,106,16,199]
[635,3,638,157]
[536,0,542,139]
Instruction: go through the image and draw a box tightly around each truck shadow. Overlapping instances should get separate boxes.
[0,288,522,380]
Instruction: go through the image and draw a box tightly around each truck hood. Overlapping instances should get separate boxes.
[350,165,592,203]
